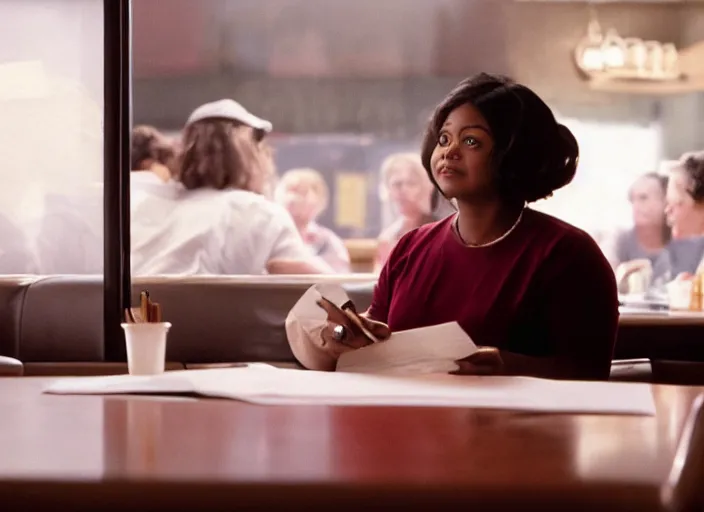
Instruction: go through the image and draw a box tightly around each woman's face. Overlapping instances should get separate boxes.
[277,178,320,224]
[665,169,702,238]
[429,103,495,201]
[629,176,665,227]
[386,165,431,217]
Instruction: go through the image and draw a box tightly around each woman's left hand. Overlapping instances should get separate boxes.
[452,346,505,376]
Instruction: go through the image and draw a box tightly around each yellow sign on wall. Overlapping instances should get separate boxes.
[335,172,367,229]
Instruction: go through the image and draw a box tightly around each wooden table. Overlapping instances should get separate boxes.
[619,310,704,326]
[615,312,704,362]
[0,378,701,511]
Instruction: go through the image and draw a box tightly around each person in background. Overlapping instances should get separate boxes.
[131,125,176,183]
[619,173,670,262]
[617,152,704,293]
[431,187,458,220]
[375,153,437,271]
[653,151,704,282]
[611,173,670,293]
[665,151,704,240]
[274,168,351,273]
[287,73,618,380]
[130,99,331,276]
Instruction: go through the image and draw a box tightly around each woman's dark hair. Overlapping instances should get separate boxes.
[176,118,274,193]
[420,73,579,203]
[679,151,704,203]
[131,125,175,171]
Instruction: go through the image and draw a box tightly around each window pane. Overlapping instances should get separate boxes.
[131,0,704,281]
[0,0,103,275]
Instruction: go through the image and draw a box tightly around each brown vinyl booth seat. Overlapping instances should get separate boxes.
[0,276,37,376]
[0,274,703,383]
[1,275,378,376]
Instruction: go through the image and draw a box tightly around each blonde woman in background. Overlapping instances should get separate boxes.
[375,153,437,270]
[131,99,331,276]
[659,151,704,278]
[274,168,350,273]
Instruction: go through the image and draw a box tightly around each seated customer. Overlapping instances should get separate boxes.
[375,153,437,271]
[131,125,176,184]
[665,151,704,241]
[627,152,704,287]
[610,173,670,293]
[131,99,331,276]
[274,168,351,273]
[659,151,704,280]
[286,74,619,380]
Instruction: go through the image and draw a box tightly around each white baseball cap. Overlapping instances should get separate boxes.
[185,99,273,133]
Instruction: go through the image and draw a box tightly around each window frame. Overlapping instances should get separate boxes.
[103,0,132,362]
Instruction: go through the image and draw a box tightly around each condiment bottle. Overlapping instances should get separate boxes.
[689,273,704,311]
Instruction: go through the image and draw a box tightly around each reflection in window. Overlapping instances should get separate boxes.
[0,0,103,275]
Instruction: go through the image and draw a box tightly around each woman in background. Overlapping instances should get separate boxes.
[620,152,704,290]
[274,168,351,273]
[131,99,331,276]
[375,153,437,271]
[665,151,704,240]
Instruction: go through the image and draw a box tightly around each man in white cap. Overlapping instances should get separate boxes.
[186,99,273,139]
[130,98,333,276]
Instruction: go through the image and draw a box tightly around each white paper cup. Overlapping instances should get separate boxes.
[667,280,693,311]
[121,322,172,376]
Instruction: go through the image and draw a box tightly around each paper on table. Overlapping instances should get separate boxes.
[44,363,277,396]
[44,365,656,416]
[336,321,476,375]
[46,372,195,395]
[287,283,476,369]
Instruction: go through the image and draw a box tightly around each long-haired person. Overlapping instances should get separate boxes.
[131,99,331,276]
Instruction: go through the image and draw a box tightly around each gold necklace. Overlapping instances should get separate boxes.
[454,209,525,248]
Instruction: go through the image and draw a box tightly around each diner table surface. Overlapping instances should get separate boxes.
[619,309,704,326]
[0,377,701,511]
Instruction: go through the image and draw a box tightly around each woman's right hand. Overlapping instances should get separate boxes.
[315,297,391,359]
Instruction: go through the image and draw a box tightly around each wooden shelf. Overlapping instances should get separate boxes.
[586,40,704,95]
[588,77,704,94]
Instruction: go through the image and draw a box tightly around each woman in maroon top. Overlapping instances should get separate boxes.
[290,73,619,380]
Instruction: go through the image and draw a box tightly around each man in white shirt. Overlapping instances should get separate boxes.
[131,99,332,276]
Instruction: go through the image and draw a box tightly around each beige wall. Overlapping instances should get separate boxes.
[132,0,704,151]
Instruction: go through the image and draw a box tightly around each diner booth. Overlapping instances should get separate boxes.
[1,272,704,384]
